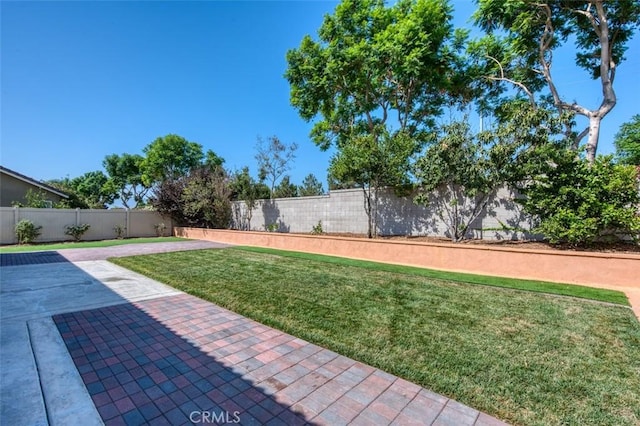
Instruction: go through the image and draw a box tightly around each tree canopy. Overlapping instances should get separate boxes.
[255,136,298,198]
[286,0,466,237]
[471,0,640,162]
[103,153,149,209]
[614,114,640,166]
[142,134,205,186]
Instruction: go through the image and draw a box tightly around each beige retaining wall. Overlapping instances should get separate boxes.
[175,227,639,318]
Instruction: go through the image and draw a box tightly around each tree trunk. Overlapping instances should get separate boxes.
[586,114,601,164]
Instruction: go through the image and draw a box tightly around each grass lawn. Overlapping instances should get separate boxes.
[111,247,640,426]
[0,236,185,253]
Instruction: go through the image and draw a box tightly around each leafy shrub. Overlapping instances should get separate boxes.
[15,219,42,244]
[311,220,323,235]
[265,223,279,232]
[152,166,232,229]
[113,224,126,239]
[65,224,91,242]
[518,149,640,245]
[154,223,167,237]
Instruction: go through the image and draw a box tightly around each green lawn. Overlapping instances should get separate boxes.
[0,236,185,253]
[111,247,640,426]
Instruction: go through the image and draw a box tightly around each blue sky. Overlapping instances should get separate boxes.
[2,0,639,194]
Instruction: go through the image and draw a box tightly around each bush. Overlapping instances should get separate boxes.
[311,220,323,235]
[113,224,126,239]
[15,219,42,244]
[152,166,232,229]
[154,223,167,237]
[518,150,640,246]
[65,224,91,242]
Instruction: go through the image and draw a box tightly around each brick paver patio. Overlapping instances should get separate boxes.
[54,293,508,425]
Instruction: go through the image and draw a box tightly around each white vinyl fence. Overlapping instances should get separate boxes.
[0,207,173,245]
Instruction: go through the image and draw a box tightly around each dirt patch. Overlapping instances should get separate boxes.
[315,233,640,254]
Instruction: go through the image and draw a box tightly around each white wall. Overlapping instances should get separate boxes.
[1,208,173,245]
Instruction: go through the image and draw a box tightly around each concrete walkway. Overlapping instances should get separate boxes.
[1,241,508,425]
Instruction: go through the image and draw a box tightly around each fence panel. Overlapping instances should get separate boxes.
[0,208,173,245]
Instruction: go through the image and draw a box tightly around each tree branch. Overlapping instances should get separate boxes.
[485,55,536,107]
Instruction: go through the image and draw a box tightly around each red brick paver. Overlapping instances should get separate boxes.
[54,293,509,425]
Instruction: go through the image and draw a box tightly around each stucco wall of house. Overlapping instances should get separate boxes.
[0,173,64,207]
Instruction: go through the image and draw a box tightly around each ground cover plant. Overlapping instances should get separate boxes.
[111,248,640,426]
[0,236,185,253]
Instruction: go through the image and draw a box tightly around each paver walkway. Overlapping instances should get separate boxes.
[54,294,507,426]
[1,242,509,425]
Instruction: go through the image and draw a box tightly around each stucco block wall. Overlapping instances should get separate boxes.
[232,187,538,240]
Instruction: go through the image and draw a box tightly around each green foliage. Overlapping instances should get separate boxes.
[204,149,225,170]
[68,171,116,209]
[311,220,324,235]
[152,166,233,229]
[272,175,298,198]
[64,224,91,242]
[154,223,167,237]
[15,219,42,244]
[330,131,418,237]
[45,178,90,209]
[414,118,512,242]
[255,136,298,198]
[471,0,640,158]
[286,0,465,150]
[298,173,324,196]
[12,189,51,208]
[230,167,270,230]
[614,114,640,166]
[103,153,149,208]
[518,148,640,245]
[142,134,204,186]
[113,224,126,239]
[264,223,279,232]
[286,0,464,236]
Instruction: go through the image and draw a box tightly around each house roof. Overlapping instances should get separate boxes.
[0,165,69,199]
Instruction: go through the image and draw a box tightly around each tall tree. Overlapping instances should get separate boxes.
[286,0,465,237]
[330,131,416,237]
[472,0,640,162]
[103,153,149,209]
[204,149,226,170]
[614,114,640,166]
[141,134,204,185]
[45,178,90,208]
[298,173,324,196]
[414,118,513,242]
[254,136,298,198]
[69,171,116,209]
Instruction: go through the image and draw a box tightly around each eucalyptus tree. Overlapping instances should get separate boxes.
[286,0,468,237]
[470,0,640,162]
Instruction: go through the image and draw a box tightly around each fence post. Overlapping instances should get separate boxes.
[126,209,131,238]
[76,208,80,226]
[14,207,19,244]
